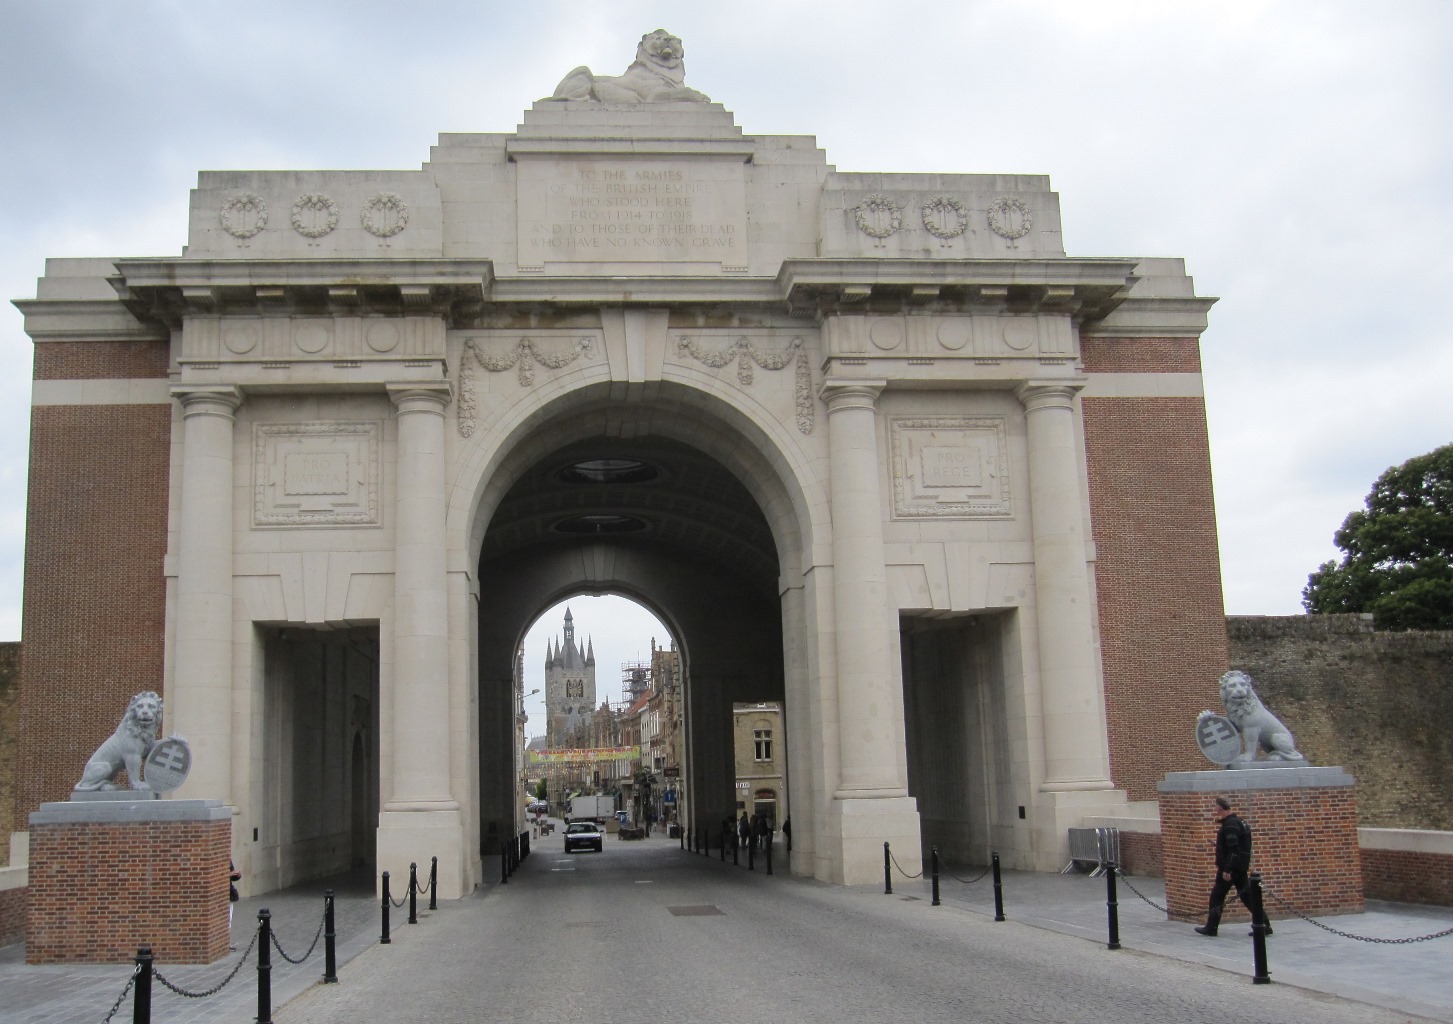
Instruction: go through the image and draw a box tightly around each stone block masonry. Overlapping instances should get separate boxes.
[1158,768,1363,922]
[26,801,231,964]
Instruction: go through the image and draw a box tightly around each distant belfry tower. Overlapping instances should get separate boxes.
[544,608,596,747]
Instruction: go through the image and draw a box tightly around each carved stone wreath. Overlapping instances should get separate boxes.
[456,336,595,437]
[220,193,268,239]
[290,193,339,239]
[921,195,967,239]
[676,335,814,435]
[361,192,409,238]
[987,197,1032,242]
[853,194,902,240]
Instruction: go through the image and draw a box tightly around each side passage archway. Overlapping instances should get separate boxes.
[473,431,790,861]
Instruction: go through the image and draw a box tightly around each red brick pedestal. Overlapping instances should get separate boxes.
[26,799,232,964]
[1157,767,1362,923]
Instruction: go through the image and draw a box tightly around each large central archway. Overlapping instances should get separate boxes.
[464,382,816,874]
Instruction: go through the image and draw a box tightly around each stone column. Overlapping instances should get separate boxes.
[821,380,921,884]
[170,385,243,802]
[378,382,464,897]
[384,383,457,811]
[1016,380,1113,789]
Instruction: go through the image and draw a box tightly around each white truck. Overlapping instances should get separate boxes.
[567,794,614,823]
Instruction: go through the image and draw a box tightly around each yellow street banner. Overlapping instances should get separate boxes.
[528,746,640,764]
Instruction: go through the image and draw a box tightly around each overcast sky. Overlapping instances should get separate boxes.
[2,1,1450,645]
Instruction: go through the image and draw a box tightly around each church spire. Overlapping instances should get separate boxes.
[586,636,595,666]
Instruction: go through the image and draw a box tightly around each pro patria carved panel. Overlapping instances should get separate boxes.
[890,417,1011,519]
[253,422,380,527]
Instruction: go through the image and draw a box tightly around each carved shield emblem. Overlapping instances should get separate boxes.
[144,737,193,793]
[1195,714,1241,766]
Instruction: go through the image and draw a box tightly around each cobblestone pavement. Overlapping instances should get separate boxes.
[2,828,1449,1024]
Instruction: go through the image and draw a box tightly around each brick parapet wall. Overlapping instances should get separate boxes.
[1083,378,1228,801]
[1227,615,1453,830]
[1361,848,1453,906]
[1159,780,1363,921]
[0,883,25,947]
[14,404,171,832]
[27,815,230,964]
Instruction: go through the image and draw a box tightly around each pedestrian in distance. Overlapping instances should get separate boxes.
[738,811,750,848]
[754,813,771,852]
[1195,796,1272,937]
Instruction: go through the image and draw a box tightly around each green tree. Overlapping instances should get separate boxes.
[534,777,548,800]
[1303,443,1453,630]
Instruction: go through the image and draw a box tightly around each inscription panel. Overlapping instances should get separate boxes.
[891,416,1011,519]
[254,421,380,527]
[516,157,748,269]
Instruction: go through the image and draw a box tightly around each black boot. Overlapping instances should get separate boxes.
[1194,924,1218,936]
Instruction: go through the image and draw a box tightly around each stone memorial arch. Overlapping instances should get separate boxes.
[13,34,1227,895]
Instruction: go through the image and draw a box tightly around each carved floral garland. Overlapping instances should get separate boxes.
[987,196,1032,243]
[676,335,814,435]
[290,193,339,238]
[456,336,595,437]
[220,193,268,238]
[361,192,409,238]
[921,195,967,239]
[853,194,902,240]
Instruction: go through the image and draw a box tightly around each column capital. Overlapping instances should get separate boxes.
[1014,377,1087,413]
[819,379,886,413]
[171,384,243,416]
[387,381,453,413]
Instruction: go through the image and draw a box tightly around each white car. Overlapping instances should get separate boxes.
[563,820,604,853]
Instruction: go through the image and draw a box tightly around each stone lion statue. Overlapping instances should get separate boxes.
[1218,670,1304,763]
[547,30,711,103]
[74,691,163,791]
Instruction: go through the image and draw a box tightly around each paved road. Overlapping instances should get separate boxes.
[272,837,1425,1024]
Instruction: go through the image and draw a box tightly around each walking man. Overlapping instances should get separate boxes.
[1195,796,1272,936]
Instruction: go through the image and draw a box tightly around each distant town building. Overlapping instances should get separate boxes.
[734,702,786,831]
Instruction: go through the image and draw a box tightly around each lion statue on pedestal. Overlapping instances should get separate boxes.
[1217,670,1304,763]
[74,691,164,791]
[547,29,711,103]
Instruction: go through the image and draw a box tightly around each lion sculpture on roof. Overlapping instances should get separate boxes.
[547,30,711,103]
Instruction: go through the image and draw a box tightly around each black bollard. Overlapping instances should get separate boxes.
[409,862,419,924]
[884,842,892,895]
[134,946,153,1024]
[323,889,338,983]
[721,826,727,862]
[501,846,509,884]
[701,826,708,855]
[732,833,739,866]
[380,873,392,944]
[748,834,755,871]
[991,852,1005,921]
[257,908,274,1024]
[680,825,685,850]
[1105,864,1121,950]
[931,846,940,906]
[766,835,773,876]
[429,856,438,911]
[1249,872,1271,985]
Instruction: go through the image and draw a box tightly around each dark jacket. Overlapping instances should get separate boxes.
[1214,813,1252,874]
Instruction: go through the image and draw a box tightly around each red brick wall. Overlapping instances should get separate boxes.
[14,351,172,832]
[27,816,230,964]
[1082,340,1228,802]
[1361,848,1453,907]
[34,340,170,381]
[1159,786,1363,921]
[1117,831,1163,877]
[0,642,18,855]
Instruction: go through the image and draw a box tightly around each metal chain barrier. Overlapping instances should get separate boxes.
[99,963,140,1024]
[414,873,432,895]
[1262,886,1453,944]
[1114,868,1168,914]
[271,911,327,964]
[940,864,991,884]
[388,889,409,909]
[152,928,260,999]
[887,848,923,880]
